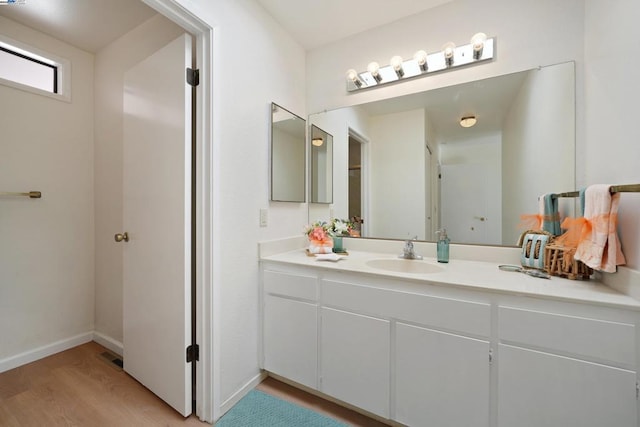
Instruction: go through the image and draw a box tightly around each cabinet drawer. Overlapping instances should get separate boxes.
[322,280,490,337]
[264,270,317,301]
[499,306,636,366]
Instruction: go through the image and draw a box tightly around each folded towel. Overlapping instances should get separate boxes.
[574,184,626,273]
[540,193,561,235]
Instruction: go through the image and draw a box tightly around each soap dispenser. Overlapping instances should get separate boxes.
[436,229,450,263]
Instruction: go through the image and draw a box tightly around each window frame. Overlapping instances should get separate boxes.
[0,34,71,102]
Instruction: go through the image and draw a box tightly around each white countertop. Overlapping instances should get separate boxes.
[261,248,640,310]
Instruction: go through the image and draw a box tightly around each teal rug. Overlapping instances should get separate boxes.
[216,390,348,427]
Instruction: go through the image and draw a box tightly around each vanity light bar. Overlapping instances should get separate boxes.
[346,35,495,92]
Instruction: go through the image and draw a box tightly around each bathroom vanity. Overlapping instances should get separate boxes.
[259,239,640,427]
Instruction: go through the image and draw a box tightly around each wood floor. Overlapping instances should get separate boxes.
[0,342,388,426]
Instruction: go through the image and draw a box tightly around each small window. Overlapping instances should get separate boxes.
[0,35,70,101]
[0,44,57,93]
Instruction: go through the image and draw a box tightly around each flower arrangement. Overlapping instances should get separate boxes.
[329,218,354,237]
[305,221,331,242]
[305,221,333,254]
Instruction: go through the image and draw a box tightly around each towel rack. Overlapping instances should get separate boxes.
[552,184,640,199]
[0,191,42,199]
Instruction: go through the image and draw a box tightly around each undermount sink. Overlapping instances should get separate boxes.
[365,258,444,274]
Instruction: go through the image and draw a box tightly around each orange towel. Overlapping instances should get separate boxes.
[574,184,626,273]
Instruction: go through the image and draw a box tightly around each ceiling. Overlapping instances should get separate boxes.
[358,70,529,142]
[0,0,157,53]
[0,0,454,53]
[256,0,453,49]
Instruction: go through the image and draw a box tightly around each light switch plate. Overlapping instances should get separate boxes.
[259,209,268,227]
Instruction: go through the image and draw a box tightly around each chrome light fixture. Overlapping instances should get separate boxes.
[345,33,495,92]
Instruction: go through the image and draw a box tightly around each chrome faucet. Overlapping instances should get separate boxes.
[400,236,423,260]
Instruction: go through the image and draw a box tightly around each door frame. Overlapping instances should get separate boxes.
[348,128,369,237]
[141,0,216,423]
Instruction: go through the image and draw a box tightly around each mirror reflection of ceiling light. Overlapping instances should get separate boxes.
[312,138,324,147]
[460,116,477,128]
[345,33,495,92]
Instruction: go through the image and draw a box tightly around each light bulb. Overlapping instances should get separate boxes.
[390,55,404,77]
[413,50,428,71]
[471,32,487,59]
[312,138,324,147]
[345,69,362,88]
[442,42,456,66]
[367,61,382,82]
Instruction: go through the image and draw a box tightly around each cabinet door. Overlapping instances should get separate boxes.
[395,322,490,427]
[320,307,390,418]
[498,344,637,427]
[263,295,317,389]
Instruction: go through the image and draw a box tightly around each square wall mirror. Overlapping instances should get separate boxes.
[270,102,306,202]
[310,125,333,204]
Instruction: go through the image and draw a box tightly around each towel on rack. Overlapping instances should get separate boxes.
[574,184,626,273]
[540,193,561,235]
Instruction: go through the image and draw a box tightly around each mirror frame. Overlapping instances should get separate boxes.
[310,124,333,204]
[270,102,306,203]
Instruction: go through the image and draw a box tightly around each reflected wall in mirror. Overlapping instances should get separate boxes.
[309,61,576,246]
[310,125,333,203]
[271,103,306,202]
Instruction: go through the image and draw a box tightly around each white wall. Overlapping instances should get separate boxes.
[0,16,95,362]
[306,0,584,114]
[369,109,426,239]
[584,0,640,270]
[502,63,575,244]
[170,0,308,409]
[93,15,184,345]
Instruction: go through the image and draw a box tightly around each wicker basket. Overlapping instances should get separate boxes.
[543,243,593,280]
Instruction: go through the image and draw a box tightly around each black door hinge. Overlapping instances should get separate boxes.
[186,68,200,87]
[186,344,199,363]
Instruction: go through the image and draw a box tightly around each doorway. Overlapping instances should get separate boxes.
[348,129,368,237]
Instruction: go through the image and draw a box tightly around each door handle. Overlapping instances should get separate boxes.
[114,232,129,242]
[474,216,486,222]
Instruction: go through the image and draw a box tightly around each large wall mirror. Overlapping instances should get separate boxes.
[271,103,306,202]
[310,125,333,204]
[309,61,576,246]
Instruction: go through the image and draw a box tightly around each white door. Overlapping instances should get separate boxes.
[440,163,501,245]
[122,34,193,417]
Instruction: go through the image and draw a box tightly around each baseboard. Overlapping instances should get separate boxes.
[219,371,268,416]
[0,332,93,374]
[92,331,124,357]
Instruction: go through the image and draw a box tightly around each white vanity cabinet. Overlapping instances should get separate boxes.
[260,260,640,427]
[497,304,638,427]
[262,269,318,389]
